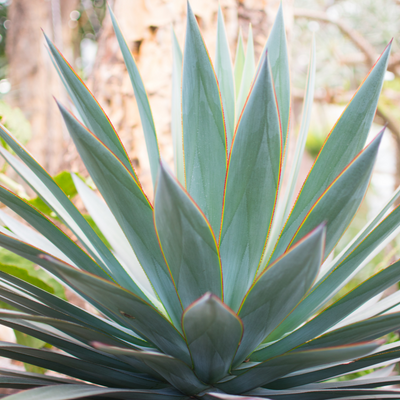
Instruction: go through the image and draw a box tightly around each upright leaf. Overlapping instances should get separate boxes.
[261,3,290,148]
[171,28,185,185]
[272,129,384,262]
[154,163,222,309]
[234,225,324,366]
[236,24,255,122]
[234,29,245,101]
[272,43,392,262]
[182,293,243,383]
[215,6,235,147]
[44,35,136,179]
[109,7,160,187]
[58,102,183,327]
[219,52,281,311]
[182,2,227,235]
[261,36,316,269]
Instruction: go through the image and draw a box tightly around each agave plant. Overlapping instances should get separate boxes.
[0,2,399,399]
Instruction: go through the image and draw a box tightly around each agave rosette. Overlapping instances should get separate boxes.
[0,3,398,400]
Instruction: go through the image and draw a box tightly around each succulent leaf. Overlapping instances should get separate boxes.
[171,28,185,185]
[215,7,235,147]
[109,6,160,188]
[154,162,222,308]
[272,128,385,263]
[219,51,281,311]
[58,102,183,326]
[234,224,325,366]
[44,34,137,180]
[235,24,255,123]
[182,2,227,235]
[182,293,243,383]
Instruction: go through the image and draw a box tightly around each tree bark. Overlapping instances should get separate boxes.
[6,0,79,175]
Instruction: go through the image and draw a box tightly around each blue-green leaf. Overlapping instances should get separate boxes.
[215,6,235,147]
[171,28,185,185]
[154,163,222,309]
[272,43,391,263]
[109,6,160,187]
[58,102,183,327]
[236,24,255,122]
[268,196,400,342]
[94,344,208,395]
[234,224,324,366]
[234,29,245,101]
[271,128,384,263]
[219,342,379,394]
[261,3,290,148]
[182,293,242,383]
[219,52,281,311]
[44,34,136,179]
[3,385,187,400]
[252,258,400,362]
[182,2,227,235]
[0,128,123,281]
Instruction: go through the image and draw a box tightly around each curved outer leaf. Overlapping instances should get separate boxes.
[236,24,255,122]
[8,386,189,400]
[171,28,185,185]
[58,102,183,328]
[215,6,235,146]
[298,312,400,351]
[44,35,136,179]
[261,36,316,271]
[248,387,400,399]
[0,270,147,347]
[234,29,245,101]
[94,345,208,395]
[3,385,187,400]
[281,36,316,223]
[251,259,400,362]
[0,342,160,389]
[270,344,400,389]
[72,175,155,299]
[182,2,227,235]
[219,342,380,394]
[268,198,400,341]
[219,52,281,311]
[271,43,392,263]
[272,128,384,263]
[182,293,243,383]
[0,185,109,280]
[109,6,160,187]
[0,129,125,283]
[0,209,72,264]
[154,163,222,309]
[233,224,325,366]
[0,232,191,364]
[0,309,143,353]
[0,312,146,374]
[261,3,290,149]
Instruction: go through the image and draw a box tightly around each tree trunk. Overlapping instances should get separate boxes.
[89,0,292,199]
[6,0,78,175]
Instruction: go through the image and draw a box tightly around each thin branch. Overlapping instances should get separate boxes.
[294,8,377,66]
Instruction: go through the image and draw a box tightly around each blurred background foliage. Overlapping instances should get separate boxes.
[0,0,398,379]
